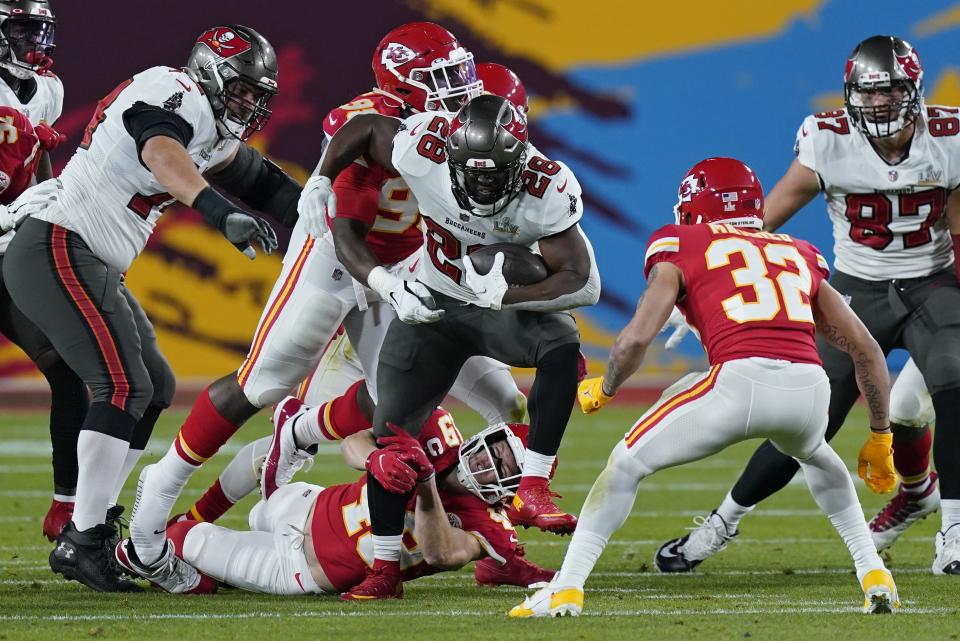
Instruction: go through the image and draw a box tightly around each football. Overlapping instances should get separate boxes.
[467,243,549,286]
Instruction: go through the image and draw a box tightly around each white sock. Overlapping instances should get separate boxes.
[373,534,402,562]
[73,431,129,531]
[716,491,754,533]
[522,450,556,480]
[219,437,272,503]
[942,499,960,532]
[109,448,144,505]
[129,444,199,564]
[555,442,644,588]
[53,493,75,503]
[296,406,326,447]
[827,504,884,582]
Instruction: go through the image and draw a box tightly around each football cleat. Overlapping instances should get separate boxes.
[340,560,403,601]
[509,585,584,618]
[655,511,737,573]
[42,499,74,542]
[507,484,577,535]
[475,548,556,588]
[861,568,900,613]
[49,522,142,592]
[932,523,960,576]
[869,472,939,551]
[114,538,216,594]
[261,396,315,500]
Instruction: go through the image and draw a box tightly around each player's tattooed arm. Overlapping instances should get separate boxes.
[316,114,401,182]
[602,263,683,396]
[761,158,821,232]
[813,282,890,432]
[413,479,484,569]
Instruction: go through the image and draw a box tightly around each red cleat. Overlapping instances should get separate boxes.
[506,482,577,535]
[340,560,403,601]
[475,546,556,588]
[42,499,74,542]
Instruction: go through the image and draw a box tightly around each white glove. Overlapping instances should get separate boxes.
[367,266,443,324]
[462,253,508,310]
[299,175,336,238]
[661,306,690,349]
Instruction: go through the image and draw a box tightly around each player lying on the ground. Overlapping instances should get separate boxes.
[139,409,554,595]
[509,157,900,618]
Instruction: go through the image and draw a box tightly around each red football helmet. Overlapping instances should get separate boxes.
[477,62,527,113]
[371,22,482,113]
[674,157,764,227]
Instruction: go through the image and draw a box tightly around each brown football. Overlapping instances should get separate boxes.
[467,243,549,286]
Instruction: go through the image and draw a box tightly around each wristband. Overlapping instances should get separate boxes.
[191,186,234,233]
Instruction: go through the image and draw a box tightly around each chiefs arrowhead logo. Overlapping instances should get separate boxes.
[197,27,252,59]
[381,42,416,68]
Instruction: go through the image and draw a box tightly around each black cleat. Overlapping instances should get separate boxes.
[654,512,737,573]
[49,522,143,592]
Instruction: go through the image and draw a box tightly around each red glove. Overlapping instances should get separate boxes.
[365,447,417,494]
[378,423,435,483]
[34,122,66,152]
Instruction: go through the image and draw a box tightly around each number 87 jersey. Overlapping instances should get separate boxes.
[795,106,960,280]
[645,223,830,366]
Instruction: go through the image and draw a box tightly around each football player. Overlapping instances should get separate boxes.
[299,92,600,599]
[510,157,899,617]
[656,36,960,575]
[0,0,85,543]
[150,413,554,596]
[2,24,301,593]
[127,23,532,577]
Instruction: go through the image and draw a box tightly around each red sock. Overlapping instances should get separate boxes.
[893,424,933,486]
[184,479,235,523]
[174,386,243,465]
[315,380,372,441]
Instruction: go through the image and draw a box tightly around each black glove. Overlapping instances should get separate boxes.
[222,212,278,259]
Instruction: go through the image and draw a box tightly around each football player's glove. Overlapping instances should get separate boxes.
[577,376,614,414]
[367,266,443,324]
[222,212,278,260]
[661,306,690,349]
[299,174,335,238]
[858,431,897,494]
[379,424,435,483]
[34,122,66,151]
[365,447,418,494]
[463,252,508,310]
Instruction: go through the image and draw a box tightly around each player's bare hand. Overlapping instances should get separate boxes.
[463,253,508,310]
[660,306,690,349]
[222,212,278,260]
[365,447,418,494]
[858,430,897,494]
[577,376,614,414]
[299,175,336,238]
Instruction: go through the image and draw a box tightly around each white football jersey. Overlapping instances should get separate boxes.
[26,66,239,272]
[795,106,960,280]
[0,72,64,254]
[391,111,583,303]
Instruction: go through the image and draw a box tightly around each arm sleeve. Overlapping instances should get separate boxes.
[122,102,194,166]
[206,144,301,228]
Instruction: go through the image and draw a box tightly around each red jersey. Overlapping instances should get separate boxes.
[644,223,830,365]
[0,106,43,205]
[309,408,519,591]
[324,91,424,264]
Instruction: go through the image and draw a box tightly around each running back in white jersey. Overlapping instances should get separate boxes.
[391,110,583,303]
[0,72,64,254]
[795,106,960,280]
[27,66,239,272]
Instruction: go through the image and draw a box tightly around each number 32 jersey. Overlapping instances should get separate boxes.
[645,223,830,366]
[391,110,583,303]
[795,107,960,280]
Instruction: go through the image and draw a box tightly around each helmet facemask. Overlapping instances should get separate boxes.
[449,149,525,218]
[456,424,525,505]
[394,47,482,112]
[845,77,920,139]
[0,14,54,78]
[218,71,275,141]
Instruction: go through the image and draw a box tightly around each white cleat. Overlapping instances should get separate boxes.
[655,511,737,572]
[114,538,216,594]
[261,396,315,500]
[869,472,939,551]
[861,568,900,614]
[509,585,584,618]
[932,523,960,576]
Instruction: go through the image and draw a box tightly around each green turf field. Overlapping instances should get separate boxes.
[1,404,956,640]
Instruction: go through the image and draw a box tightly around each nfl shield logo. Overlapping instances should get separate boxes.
[888,170,899,182]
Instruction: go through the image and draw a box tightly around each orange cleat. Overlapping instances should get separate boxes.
[340,560,403,601]
[42,499,74,542]
[506,481,577,535]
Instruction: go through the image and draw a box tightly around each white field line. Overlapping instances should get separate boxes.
[0,440,343,458]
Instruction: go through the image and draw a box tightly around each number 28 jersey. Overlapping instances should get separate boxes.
[645,223,830,366]
[795,107,960,280]
[391,110,583,303]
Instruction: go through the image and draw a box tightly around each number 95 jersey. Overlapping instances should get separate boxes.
[795,107,960,280]
[391,110,583,303]
[645,223,830,366]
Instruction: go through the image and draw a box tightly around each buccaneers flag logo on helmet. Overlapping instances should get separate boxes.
[197,27,252,60]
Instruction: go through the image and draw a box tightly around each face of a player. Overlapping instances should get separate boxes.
[467,439,518,487]
[463,169,509,205]
[853,85,907,123]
